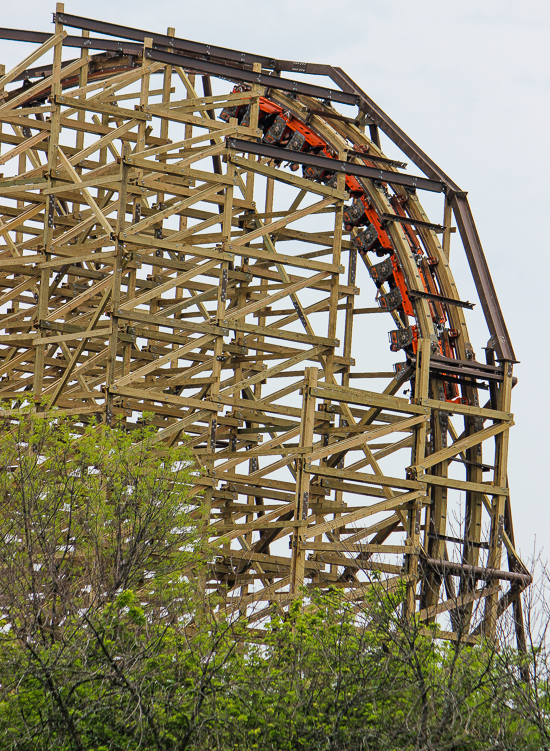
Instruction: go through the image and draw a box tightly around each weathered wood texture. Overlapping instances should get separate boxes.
[0,6,527,642]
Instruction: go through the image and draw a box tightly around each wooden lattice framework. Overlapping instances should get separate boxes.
[0,5,530,643]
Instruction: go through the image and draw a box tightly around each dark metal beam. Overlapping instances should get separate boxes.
[408,289,474,310]
[449,192,516,362]
[329,66,460,190]
[329,66,516,362]
[54,12,278,70]
[379,212,443,232]
[422,557,531,586]
[226,137,446,194]
[428,362,503,384]
[145,49,359,106]
[431,353,504,376]
[0,19,515,360]
[307,108,372,126]
[0,26,359,106]
[347,151,407,169]
[0,28,49,45]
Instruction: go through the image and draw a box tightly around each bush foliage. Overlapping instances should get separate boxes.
[0,414,548,750]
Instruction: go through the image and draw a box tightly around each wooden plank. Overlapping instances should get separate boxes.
[0,31,67,92]
[126,233,234,262]
[419,396,512,421]
[297,542,414,554]
[114,308,225,337]
[0,57,89,113]
[0,131,50,166]
[417,585,500,622]
[305,463,426,491]
[109,384,221,411]
[229,154,348,201]
[302,490,427,540]
[307,414,428,462]
[119,257,221,311]
[34,327,112,345]
[225,271,330,321]
[220,346,324,396]
[410,420,513,473]
[53,94,151,122]
[124,154,233,185]
[112,333,218,389]
[231,244,344,275]
[46,275,113,322]
[231,197,334,247]
[311,384,429,415]
[417,473,509,496]
[222,319,338,348]
[39,251,116,268]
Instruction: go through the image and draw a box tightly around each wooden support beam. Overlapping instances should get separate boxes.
[0,18,523,640]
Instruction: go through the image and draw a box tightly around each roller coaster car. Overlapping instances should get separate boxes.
[239,105,251,127]
[286,134,307,171]
[353,224,379,253]
[389,325,419,353]
[369,258,394,286]
[323,172,338,188]
[343,199,367,230]
[379,287,403,312]
[219,105,240,122]
[287,131,306,152]
[393,361,409,377]
[302,164,326,181]
[264,115,287,145]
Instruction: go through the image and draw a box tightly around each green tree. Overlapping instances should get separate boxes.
[0,411,548,750]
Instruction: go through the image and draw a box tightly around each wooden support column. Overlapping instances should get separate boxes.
[0,20,524,636]
[201,151,234,588]
[70,27,90,298]
[106,145,129,422]
[316,154,346,575]
[457,380,485,631]
[484,361,513,636]
[75,30,89,157]
[442,194,453,261]
[421,388,449,618]
[325,152,345,383]
[406,337,431,614]
[290,366,318,594]
[34,5,64,403]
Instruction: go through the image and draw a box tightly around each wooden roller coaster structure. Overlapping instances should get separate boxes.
[0,5,530,645]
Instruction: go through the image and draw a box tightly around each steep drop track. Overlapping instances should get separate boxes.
[0,6,528,645]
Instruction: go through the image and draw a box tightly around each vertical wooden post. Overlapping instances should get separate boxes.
[484,362,513,636]
[421,391,449,618]
[442,194,453,261]
[290,367,318,594]
[34,4,64,403]
[200,144,234,591]
[406,337,431,615]
[70,29,89,293]
[0,64,3,158]
[178,67,195,238]
[458,381,485,630]
[325,151,345,383]
[316,153,346,574]
[75,29,89,156]
[105,144,129,422]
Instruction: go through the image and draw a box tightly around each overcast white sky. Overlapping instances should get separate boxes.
[1,0,548,562]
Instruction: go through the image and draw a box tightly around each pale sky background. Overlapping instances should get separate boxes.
[0,0,548,563]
